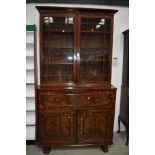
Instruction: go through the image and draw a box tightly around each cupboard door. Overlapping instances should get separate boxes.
[78,110,114,144]
[79,17,112,82]
[41,15,76,83]
[39,110,76,144]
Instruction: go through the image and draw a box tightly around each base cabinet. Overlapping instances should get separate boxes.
[37,88,116,153]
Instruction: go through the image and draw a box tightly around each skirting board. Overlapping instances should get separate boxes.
[26,140,36,145]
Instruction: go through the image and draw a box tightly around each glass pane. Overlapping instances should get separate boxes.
[41,16,74,83]
[80,18,111,82]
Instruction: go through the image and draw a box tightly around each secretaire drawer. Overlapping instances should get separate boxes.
[77,91,114,107]
[38,90,115,109]
[39,92,77,109]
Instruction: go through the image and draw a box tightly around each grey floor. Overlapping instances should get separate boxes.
[26,132,129,155]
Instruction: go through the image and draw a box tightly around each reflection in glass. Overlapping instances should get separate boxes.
[80,18,111,82]
[41,16,74,83]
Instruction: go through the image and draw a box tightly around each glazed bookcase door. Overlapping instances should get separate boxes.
[41,15,76,84]
[79,17,112,83]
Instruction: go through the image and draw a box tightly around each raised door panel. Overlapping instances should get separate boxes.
[39,110,76,145]
[78,110,114,144]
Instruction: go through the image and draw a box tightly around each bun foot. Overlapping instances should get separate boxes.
[101,145,109,153]
[43,147,51,154]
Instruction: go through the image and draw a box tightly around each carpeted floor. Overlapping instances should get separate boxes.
[26,132,129,155]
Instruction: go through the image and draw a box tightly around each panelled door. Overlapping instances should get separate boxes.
[77,109,114,144]
[39,110,76,144]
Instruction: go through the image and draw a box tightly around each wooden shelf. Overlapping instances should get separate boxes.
[44,22,74,25]
[81,47,109,49]
[41,75,72,77]
[81,22,110,25]
[80,60,109,62]
[44,47,73,49]
[44,30,73,33]
[81,73,109,76]
[81,31,110,35]
[43,62,73,65]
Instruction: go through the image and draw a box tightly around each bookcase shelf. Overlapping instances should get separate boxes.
[26,24,36,140]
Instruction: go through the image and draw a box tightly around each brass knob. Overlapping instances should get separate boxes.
[54,98,60,103]
[94,98,99,102]
[67,115,71,119]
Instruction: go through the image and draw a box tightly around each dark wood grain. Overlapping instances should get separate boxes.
[36,6,118,14]
[118,29,129,145]
[36,7,117,153]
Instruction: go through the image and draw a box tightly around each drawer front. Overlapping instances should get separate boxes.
[77,91,115,108]
[39,93,77,109]
[39,90,115,109]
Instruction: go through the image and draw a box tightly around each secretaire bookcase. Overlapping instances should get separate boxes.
[36,6,117,154]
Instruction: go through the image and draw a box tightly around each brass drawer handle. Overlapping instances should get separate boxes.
[50,97,61,103]
[94,97,99,102]
[67,116,71,119]
[54,98,61,103]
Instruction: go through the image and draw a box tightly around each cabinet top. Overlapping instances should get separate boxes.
[36,6,118,14]
[37,83,117,91]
